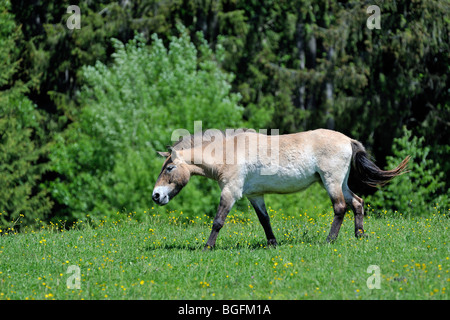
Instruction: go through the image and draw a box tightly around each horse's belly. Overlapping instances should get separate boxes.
[243,166,319,196]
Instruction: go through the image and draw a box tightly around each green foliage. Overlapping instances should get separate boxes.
[366,127,448,216]
[0,0,19,87]
[0,93,53,228]
[0,0,52,228]
[49,29,243,222]
[4,0,449,225]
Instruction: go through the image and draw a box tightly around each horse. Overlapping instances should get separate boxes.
[152,128,409,249]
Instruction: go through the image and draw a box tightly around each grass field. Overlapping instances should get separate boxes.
[0,204,449,300]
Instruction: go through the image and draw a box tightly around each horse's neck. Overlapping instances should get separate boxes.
[180,147,222,181]
[188,161,222,180]
[188,164,207,177]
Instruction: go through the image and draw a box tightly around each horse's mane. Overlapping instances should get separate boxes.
[171,128,254,151]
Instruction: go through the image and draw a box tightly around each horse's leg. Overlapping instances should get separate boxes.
[248,195,277,246]
[343,188,365,238]
[320,147,353,242]
[327,191,347,242]
[204,191,235,250]
[319,171,347,242]
[319,173,347,242]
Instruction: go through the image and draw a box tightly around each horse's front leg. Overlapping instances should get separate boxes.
[248,195,277,246]
[204,191,235,250]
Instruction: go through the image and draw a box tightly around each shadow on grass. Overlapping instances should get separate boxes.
[143,243,203,251]
[143,241,270,251]
[143,231,330,251]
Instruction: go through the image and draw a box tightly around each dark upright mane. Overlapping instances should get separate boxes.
[171,128,254,151]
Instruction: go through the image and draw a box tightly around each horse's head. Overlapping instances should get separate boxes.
[152,147,191,206]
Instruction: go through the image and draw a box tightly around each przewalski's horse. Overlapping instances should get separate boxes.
[152,129,409,249]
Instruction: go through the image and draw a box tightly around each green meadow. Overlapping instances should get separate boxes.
[1,204,448,300]
[2,0,448,303]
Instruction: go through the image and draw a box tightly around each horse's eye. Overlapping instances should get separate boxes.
[166,165,176,172]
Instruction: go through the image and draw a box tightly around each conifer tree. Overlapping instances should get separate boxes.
[0,0,52,228]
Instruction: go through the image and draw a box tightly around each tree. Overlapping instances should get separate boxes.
[49,28,243,221]
[366,127,448,215]
[7,0,448,223]
[0,0,52,229]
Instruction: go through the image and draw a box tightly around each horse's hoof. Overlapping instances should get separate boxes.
[326,236,338,243]
[267,239,278,247]
[355,232,368,239]
[203,244,215,251]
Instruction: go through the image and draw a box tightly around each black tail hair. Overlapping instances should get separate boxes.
[351,140,410,188]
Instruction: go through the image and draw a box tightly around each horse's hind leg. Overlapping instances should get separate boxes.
[343,188,365,238]
[326,189,347,242]
[248,195,277,246]
[320,172,347,242]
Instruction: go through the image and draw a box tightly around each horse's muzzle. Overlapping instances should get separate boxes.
[152,187,170,205]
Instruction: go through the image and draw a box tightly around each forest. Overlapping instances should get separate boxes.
[0,0,448,228]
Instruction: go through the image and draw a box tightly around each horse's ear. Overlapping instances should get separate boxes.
[157,151,170,158]
[166,145,181,160]
[170,149,180,160]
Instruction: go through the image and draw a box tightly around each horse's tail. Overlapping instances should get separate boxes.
[350,140,410,188]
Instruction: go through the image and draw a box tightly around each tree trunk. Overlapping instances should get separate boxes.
[295,21,306,131]
[305,32,317,125]
[325,47,335,130]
